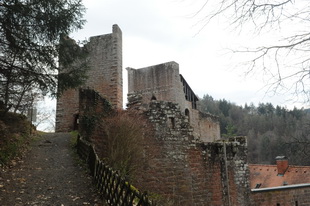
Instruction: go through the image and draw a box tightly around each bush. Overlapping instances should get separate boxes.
[98,110,149,181]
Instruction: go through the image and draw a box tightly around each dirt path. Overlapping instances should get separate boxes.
[0,133,105,206]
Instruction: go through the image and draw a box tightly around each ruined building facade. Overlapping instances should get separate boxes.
[56,24,123,132]
[126,62,250,205]
[127,62,220,142]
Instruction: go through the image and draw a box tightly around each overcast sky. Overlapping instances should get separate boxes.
[69,0,309,109]
[39,0,310,131]
[40,0,309,131]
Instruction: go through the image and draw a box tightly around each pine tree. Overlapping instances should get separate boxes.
[0,0,87,114]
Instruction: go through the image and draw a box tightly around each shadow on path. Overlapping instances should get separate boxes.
[0,133,105,206]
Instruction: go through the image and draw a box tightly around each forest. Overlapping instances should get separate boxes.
[199,95,310,166]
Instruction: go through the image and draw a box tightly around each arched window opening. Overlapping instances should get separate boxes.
[185,109,190,122]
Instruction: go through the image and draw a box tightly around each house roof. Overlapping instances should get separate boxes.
[249,164,310,189]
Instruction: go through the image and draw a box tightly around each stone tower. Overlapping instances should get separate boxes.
[55,24,123,132]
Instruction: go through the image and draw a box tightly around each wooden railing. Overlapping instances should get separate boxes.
[77,135,154,206]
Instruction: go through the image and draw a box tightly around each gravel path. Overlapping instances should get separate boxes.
[0,133,106,206]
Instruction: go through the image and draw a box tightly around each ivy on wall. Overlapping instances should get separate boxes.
[79,89,112,140]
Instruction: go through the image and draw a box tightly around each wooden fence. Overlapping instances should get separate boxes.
[77,135,155,206]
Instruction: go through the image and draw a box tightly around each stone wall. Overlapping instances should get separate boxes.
[56,24,122,132]
[86,25,123,108]
[192,109,221,142]
[128,95,250,205]
[55,88,80,132]
[250,187,310,205]
[127,62,220,142]
[127,62,183,108]
[78,89,112,158]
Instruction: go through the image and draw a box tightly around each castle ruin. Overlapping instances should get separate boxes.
[56,24,122,132]
[127,61,220,142]
[56,25,310,205]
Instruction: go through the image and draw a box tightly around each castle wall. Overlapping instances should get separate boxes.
[56,25,122,132]
[55,88,80,132]
[197,111,221,142]
[127,97,250,205]
[86,25,122,108]
[127,62,184,108]
[127,62,220,142]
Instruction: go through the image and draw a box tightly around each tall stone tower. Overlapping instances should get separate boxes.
[55,24,123,132]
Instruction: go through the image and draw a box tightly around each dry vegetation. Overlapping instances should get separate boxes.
[95,110,149,181]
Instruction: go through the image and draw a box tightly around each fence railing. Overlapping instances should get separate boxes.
[76,135,154,206]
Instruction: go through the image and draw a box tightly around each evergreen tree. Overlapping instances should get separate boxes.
[199,93,310,165]
[0,0,87,114]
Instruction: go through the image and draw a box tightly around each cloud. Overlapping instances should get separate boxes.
[70,0,305,109]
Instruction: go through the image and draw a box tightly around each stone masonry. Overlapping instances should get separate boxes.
[56,24,122,132]
[127,62,220,142]
[127,95,250,205]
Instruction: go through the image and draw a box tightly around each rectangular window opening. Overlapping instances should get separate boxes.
[168,117,175,129]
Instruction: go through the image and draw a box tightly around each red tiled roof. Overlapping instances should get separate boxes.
[249,164,310,189]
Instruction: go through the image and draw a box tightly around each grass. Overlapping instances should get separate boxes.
[69,130,79,148]
[68,130,89,171]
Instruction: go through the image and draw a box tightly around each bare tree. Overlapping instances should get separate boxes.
[192,0,310,103]
[35,107,56,132]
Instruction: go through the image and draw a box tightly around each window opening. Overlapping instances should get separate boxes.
[73,114,79,130]
[185,109,190,122]
[168,117,175,129]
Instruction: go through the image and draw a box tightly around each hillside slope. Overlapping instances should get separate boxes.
[0,113,34,166]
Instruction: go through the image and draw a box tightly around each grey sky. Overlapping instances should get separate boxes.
[72,0,289,107]
[39,0,309,131]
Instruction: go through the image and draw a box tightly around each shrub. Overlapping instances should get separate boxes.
[99,110,149,181]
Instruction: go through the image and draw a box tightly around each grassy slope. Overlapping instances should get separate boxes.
[0,112,36,166]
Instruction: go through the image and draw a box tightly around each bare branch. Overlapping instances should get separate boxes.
[191,0,310,103]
